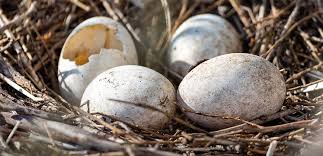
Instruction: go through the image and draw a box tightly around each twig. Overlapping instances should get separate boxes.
[69,0,90,12]
[33,39,64,72]
[0,135,7,148]
[44,88,75,114]
[178,0,188,18]
[78,105,142,145]
[125,147,135,156]
[174,145,241,153]
[101,0,118,20]
[228,137,272,144]
[0,7,45,90]
[5,120,21,144]
[288,78,323,91]
[299,29,322,63]
[0,72,43,102]
[266,140,278,156]
[169,0,188,39]
[0,100,64,122]
[302,81,323,92]
[242,6,257,24]
[171,0,201,34]
[293,135,321,146]
[160,0,171,36]
[246,1,296,28]
[43,122,56,146]
[0,39,13,53]
[197,0,225,14]
[183,109,264,129]
[281,0,301,35]
[172,117,208,133]
[29,22,57,89]
[89,0,102,16]
[264,11,320,59]
[0,2,37,32]
[1,112,180,156]
[229,0,252,37]
[109,99,208,133]
[286,63,323,83]
[212,130,243,138]
[204,130,243,147]
[112,5,142,43]
[73,103,126,135]
[245,120,315,133]
[29,134,81,150]
[211,106,302,135]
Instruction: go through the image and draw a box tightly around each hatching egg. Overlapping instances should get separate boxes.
[177,53,286,129]
[166,14,242,77]
[80,65,176,130]
[58,17,138,105]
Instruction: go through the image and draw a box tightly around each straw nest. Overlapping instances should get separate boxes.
[0,0,322,155]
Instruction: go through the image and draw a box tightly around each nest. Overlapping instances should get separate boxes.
[0,0,322,155]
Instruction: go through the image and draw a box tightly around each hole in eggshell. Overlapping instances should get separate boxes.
[62,24,123,65]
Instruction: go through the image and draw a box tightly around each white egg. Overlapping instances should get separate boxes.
[80,65,176,130]
[58,17,138,105]
[177,53,286,129]
[166,14,242,77]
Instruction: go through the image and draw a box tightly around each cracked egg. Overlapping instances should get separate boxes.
[58,17,138,105]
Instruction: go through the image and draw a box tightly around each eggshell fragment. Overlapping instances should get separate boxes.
[166,14,242,77]
[81,65,176,130]
[177,53,286,129]
[58,17,138,105]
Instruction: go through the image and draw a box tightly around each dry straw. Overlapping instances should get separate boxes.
[0,0,322,155]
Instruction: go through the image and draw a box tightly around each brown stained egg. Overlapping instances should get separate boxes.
[58,17,138,105]
[166,14,242,77]
[177,53,286,129]
[81,65,176,130]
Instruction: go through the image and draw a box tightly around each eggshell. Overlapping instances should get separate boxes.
[80,65,176,130]
[58,17,138,105]
[166,14,242,77]
[177,53,286,129]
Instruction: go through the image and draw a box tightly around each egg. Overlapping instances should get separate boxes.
[177,53,286,129]
[80,65,176,130]
[58,17,138,105]
[166,14,242,77]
